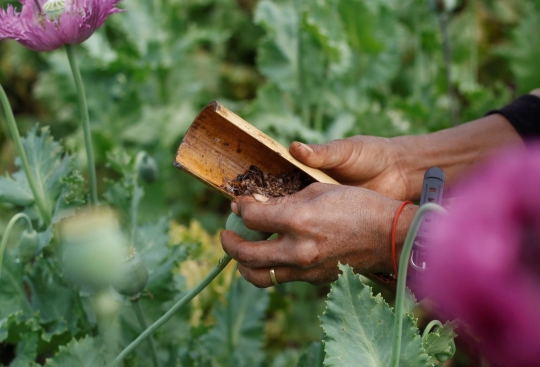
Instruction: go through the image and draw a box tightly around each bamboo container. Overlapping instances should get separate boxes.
[174,101,338,199]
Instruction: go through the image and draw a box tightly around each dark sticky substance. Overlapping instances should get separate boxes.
[225,165,311,198]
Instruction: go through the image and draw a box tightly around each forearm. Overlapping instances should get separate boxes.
[393,113,524,200]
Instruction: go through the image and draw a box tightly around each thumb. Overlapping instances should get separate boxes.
[290,140,352,169]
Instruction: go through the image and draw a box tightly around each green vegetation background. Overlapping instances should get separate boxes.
[1,0,539,365]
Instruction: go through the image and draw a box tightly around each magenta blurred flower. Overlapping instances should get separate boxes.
[424,144,540,367]
[0,0,122,52]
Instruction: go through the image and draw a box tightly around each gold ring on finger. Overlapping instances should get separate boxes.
[270,268,279,286]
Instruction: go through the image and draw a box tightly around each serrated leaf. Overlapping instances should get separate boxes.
[0,126,72,223]
[297,341,325,367]
[403,287,418,315]
[9,333,39,367]
[422,322,457,362]
[0,311,41,344]
[321,264,432,367]
[201,276,269,367]
[44,336,108,366]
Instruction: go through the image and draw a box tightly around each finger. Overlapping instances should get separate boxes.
[231,193,269,216]
[237,264,337,287]
[237,264,298,288]
[289,140,355,170]
[220,230,299,268]
[233,195,294,233]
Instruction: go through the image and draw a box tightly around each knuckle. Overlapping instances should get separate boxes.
[290,209,312,230]
[296,242,321,268]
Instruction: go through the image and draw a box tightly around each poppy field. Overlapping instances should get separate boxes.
[1,0,539,366]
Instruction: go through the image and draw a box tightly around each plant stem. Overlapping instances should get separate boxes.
[108,254,233,366]
[66,44,98,206]
[0,213,33,279]
[422,320,443,342]
[438,13,458,127]
[132,299,161,367]
[130,152,145,247]
[390,203,446,367]
[226,264,237,359]
[0,84,50,224]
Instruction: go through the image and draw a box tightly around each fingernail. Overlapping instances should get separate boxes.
[231,201,239,214]
[252,193,269,202]
[298,142,314,153]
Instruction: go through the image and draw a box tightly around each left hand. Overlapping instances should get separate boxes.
[220,183,416,288]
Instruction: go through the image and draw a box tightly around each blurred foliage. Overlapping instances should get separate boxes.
[1,0,539,365]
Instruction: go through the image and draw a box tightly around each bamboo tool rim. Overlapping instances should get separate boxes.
[174,101,339,199]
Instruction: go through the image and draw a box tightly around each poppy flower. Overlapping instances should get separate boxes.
[424,144,540,367]
[0,0,122,52]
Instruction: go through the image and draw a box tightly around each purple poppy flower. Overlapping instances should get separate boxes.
[424,144,540,367]
[0,0,122,52]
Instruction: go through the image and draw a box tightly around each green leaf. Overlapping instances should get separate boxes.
[254,0,298,92]
[321,264,432,367]
[8,333,40,367]
[201,276,269,367]
[302,0,351,74]
[0,311,41,344]
[0,252,33,321]
[297,341,325,367]
[337,0,385,53]
[44,336,108,366]
[422,322,457,362]
[0,170,34,206]
[0,126,72,222]
[505,2,540,93]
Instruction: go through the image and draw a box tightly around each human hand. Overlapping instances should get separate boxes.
[220,183,417,288]
[289,137,409,200]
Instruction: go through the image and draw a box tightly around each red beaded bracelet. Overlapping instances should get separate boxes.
[391,201,414,277]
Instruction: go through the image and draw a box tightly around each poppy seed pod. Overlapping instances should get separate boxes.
[137,152,159,184]
[18,229,40,263]
[112,247,149,297]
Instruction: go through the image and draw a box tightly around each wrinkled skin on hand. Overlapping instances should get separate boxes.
[289,137,409,200]
[220,183,415,288]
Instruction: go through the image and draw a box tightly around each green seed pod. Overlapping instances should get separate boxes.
[434,352,452,362]
[225,213,272,242]
[18,229,40,263]
[137,152,159,184]
[112,247,149,297]
[60,208,126,293]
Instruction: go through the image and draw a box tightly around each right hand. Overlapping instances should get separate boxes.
[220,183,416,288]
[290,136,409,200]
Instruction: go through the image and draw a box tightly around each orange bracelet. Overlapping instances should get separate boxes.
[391,201,413,276]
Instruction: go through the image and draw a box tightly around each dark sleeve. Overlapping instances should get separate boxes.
[486,94,540,138]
